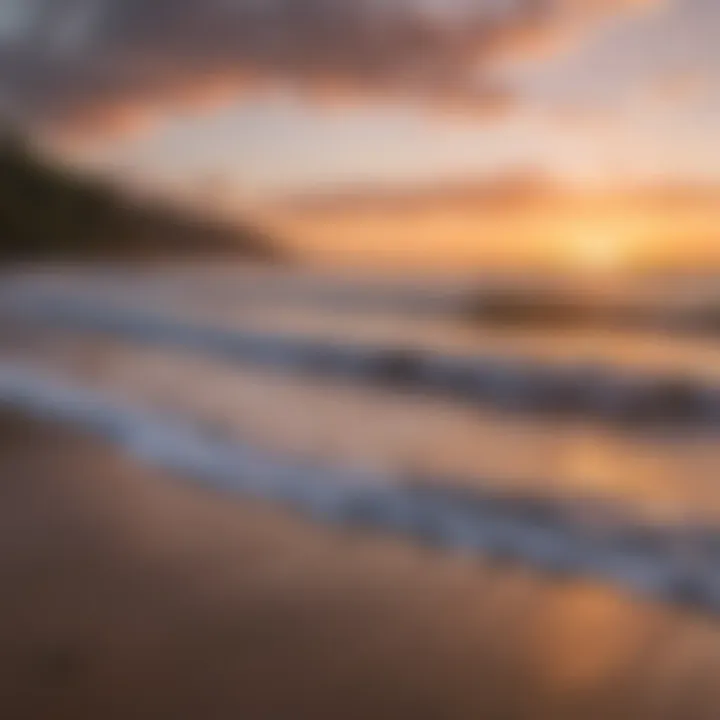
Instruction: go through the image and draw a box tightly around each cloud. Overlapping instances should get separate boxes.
[649,71,711,107]
[0,0,659,137]
[275,171,720,220]
[276,170,561,215]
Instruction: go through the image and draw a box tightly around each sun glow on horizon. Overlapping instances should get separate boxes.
[569,233,629,274]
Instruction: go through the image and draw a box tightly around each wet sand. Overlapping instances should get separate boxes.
[1,411,720,719]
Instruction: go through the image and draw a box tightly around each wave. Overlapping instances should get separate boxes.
[6,289,720,428]
[1,361,720,614]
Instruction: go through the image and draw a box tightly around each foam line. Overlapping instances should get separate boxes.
[1,361,720,614]
[6,290,720,428]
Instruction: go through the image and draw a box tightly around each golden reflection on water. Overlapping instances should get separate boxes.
[451,565,720,718]
[530,585,659,694]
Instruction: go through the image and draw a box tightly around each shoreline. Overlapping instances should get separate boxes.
[1,362,720,616]
[1,410,720,718]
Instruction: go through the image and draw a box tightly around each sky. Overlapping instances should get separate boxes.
[0,0,718,269]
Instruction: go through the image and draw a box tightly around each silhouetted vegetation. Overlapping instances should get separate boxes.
[0,134,280,264]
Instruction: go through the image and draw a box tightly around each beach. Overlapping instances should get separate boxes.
[1,0,718,714]
[2,410,720,719]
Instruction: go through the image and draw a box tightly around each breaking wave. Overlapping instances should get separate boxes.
[6,289,720,428]
[2,361,720,614]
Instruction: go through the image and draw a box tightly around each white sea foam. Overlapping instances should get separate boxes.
[5,288,720,427]
[2,361,720,613]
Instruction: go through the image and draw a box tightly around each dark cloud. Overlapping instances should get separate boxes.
[0,0,657,137]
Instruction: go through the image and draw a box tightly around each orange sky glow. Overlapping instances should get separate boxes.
[2,0,718,271]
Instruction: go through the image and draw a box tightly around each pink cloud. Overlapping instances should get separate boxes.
[0,0,660,137]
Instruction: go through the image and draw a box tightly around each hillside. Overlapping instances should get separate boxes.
[0,137,280,264]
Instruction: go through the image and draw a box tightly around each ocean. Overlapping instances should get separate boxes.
[2,263,720,612]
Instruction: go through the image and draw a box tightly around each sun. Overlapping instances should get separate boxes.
[568,232,627,273]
